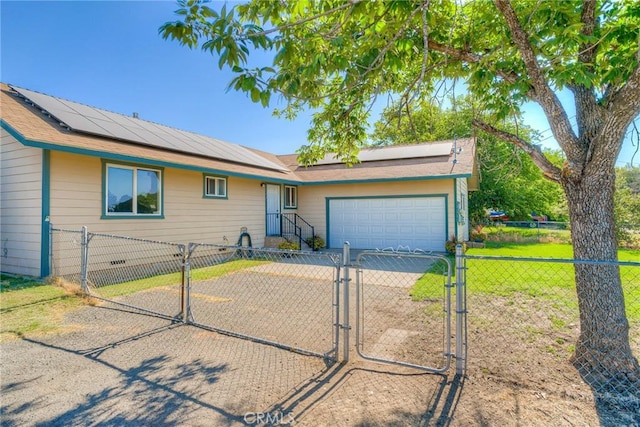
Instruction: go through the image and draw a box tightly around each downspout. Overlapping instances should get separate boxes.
[453,178,458,241]
[40,149,51,278]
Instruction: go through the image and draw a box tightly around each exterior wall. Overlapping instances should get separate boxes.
[296,179,455,249]
[456,178,469,241]
[1,138,467,275]
[0,129,43,277]
[49,151,267,246]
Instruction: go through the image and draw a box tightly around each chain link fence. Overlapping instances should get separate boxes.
[464,255,639,423]
[51,226,186,320]
[50,227,83,283]
[84,231,186,320]
[186,243,341,360]
[49,226,639,420]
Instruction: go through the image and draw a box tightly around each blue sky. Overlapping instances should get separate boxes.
[1,1,637,166]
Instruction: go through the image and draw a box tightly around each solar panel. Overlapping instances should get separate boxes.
[10,85,289,172]
[315,142,454,165]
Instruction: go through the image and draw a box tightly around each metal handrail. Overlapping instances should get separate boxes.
[266,212,317,250]
[281,214,302,249]
[282,213,317,250]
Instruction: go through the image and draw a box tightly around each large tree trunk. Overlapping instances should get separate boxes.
[563,169,639,385]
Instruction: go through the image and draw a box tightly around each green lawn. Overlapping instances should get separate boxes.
[470,241,639,260]
[1,274,82,341]
[1,259,269,340]
[411,242,640,321]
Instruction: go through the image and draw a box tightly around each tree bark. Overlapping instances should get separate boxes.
[563,166,639,385]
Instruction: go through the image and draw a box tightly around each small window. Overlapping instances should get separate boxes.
[284,185,297,208]
[105,163,162,217]
[204,175,227,198]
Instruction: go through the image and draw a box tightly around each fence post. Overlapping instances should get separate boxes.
[183,244,193,324]
[455,244,466,375]
[342,241,351,362]
[80,226,89,293]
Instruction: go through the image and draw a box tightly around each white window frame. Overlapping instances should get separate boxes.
[104,163,162,217]
[284,185,298,209]
[204,175,228,199]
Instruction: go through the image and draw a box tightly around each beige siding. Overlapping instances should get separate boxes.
[296,180,455,247]
[0,129,43,277]
[49,152,267,247]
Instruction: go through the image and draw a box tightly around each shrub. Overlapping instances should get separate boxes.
[445,236,467,255]
[277,239,300,251]
[305,235,326,250]
[470,224,488,242]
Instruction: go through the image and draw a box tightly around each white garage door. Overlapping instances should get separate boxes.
[328,197,446,251]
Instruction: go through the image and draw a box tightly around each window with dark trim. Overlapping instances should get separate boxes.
[204,175,228,198]
[105,163,162,216]
[284,185,297,208]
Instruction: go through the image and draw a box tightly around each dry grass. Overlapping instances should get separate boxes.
[0,275,100,342]
[48,276,101,306]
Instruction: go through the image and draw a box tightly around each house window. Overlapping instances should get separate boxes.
[204,175,227,198]
[284,185,297,208]
[105,163,161,216]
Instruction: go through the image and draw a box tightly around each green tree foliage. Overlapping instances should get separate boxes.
[161,0,640,385]
[371,97,565,222]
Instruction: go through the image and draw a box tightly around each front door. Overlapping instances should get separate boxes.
[266,184,281,236]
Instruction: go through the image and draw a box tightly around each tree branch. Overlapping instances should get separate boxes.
[493,0,581,175]
[237,0,363,41]
[570,0,603,160]
[472,119,562,182]
[427,40,519,86]
[588,64,640,171]
[607,64,640,126]
[578,0,597,65]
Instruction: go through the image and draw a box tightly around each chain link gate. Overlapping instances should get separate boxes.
[184,243,342,361]
[353,248,455,372]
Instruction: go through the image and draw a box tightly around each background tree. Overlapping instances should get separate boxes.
[615,165,640,248]
[371,96,565,222]
[161,0,640,385]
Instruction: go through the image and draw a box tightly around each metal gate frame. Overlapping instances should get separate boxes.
[184,243,342,362]
[351,248,453,373]
[341,242,467,375]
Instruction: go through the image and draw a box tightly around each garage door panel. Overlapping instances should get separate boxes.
[329,197,446,251]
[384,213,399,222]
